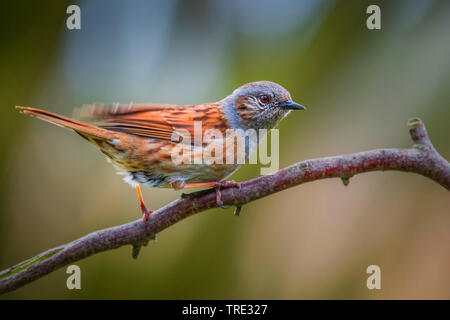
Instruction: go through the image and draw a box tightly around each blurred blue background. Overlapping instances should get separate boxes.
[0,0,449,299]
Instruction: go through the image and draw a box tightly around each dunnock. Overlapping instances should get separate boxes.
[17,81,305,221]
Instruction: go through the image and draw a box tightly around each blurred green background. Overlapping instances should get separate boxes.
[1,0,449,299]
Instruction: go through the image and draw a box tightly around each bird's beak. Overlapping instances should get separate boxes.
[279,100,306,110]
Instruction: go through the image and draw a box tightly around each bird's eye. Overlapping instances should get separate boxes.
[259,95,270,104]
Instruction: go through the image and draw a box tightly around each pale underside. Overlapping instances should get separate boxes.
[100,136,246,188]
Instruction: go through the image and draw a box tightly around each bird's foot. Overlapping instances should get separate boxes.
[136,184,153,223]
[213,180,241,208]
[181,180,241,208]
[141,208,154,223]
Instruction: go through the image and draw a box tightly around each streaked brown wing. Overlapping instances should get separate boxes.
[77,102,228,141]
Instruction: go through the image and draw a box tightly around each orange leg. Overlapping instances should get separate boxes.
[136,185,153,222]
[178,180,241,207]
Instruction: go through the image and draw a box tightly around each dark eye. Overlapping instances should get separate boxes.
[259,95,270,104]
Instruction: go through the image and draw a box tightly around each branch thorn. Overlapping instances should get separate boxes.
[341,176,350,186]
[234,205,242,216]
[131,235,155,259]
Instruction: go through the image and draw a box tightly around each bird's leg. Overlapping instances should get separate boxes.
[177,181,241,208]
[136,184,153,222]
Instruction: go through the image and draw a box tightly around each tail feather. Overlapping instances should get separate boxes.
[16,106,115,141]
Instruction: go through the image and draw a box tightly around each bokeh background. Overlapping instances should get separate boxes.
[1,0,449,299]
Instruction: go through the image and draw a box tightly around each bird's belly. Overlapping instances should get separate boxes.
[100,138,242,188]
[121,163,242,188]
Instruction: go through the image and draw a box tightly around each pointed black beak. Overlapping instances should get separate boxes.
[279,100,306,110]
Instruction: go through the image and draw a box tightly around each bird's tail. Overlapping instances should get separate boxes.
[16,106,116,141]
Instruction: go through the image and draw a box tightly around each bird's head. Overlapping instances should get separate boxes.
[222,81,305,130]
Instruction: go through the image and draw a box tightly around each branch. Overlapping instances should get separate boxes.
[1,118,449,294]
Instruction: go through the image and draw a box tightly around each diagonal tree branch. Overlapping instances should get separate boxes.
[0,118,449,294]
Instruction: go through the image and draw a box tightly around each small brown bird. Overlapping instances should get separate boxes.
[17,81,305,222]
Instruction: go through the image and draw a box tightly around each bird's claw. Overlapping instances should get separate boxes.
[213,180,241,208]
[141,209,154,223]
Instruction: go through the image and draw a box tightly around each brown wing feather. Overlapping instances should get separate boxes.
[78,102,229,141]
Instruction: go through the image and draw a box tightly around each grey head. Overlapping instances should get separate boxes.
[221,81,305,131]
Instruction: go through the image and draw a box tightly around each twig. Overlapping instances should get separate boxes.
[0,118,448,294]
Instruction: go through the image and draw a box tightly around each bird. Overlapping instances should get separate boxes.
[16,81,305,222]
